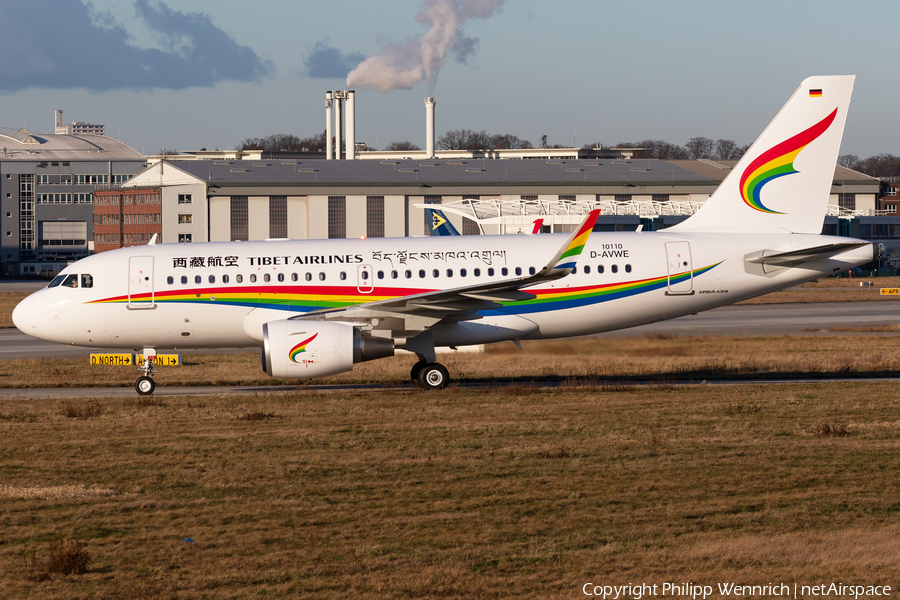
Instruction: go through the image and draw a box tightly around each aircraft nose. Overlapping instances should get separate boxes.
[12,295,39,334]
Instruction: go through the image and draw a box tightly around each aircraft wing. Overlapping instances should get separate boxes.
[293,210,600,333]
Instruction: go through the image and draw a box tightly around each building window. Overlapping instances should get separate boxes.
[462,218,480,235]
[558,195,576,202]
[230,196,248,241]
[178,194,192,204]
[269,196,287,239]
[178,233,192,243]
[614,194,632,202]
[367,196,384,238]
[328,196,346,239]
[520,195,538,201]
[178,214,192,224]
[652,194,670,202]
[838,193,856,211]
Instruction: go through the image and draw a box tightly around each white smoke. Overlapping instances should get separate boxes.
[346,0,505,93]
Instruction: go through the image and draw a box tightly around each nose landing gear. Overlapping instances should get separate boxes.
[134,348,157,395]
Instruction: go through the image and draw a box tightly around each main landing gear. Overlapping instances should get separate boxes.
[410,360,450,390]
[134,348,157,395]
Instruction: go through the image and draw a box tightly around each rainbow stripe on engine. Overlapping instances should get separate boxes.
[739,108,837,214]
[289,333,318,362]
[88,262,722,316]
[554,210,600,270]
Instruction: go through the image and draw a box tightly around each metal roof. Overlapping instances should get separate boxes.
[0,130,144,162]
[166,157,716,187]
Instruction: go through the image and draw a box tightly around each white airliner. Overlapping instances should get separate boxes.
[13,76,875,394]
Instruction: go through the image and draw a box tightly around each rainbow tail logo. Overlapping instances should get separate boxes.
[289,332,318,363]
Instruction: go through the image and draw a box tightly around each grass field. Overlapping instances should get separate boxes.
[4,335,900,389]
[1,383,899,598]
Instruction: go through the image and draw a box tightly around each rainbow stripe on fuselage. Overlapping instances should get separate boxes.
[739,108,837,214]
[89,262,722,316]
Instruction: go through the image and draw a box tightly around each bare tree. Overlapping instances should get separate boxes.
[712,139,743,160]
[437,129,495,150]
[236,132,327,152]
[385,141,421,151]
[685,137,715,160]
[490,134,533,149]
[837,154,859,169]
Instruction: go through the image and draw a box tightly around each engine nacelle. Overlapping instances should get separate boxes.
[262,320,394,379]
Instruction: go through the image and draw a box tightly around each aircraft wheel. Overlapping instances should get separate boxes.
[135,376,156,396]
[410,360,428,385]
[418,363,449,390]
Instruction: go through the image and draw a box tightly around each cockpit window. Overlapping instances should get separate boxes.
[61,274,79,288]
[48,275,66,288]
[81,274,93,288]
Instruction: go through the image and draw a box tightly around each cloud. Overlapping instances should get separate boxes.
[0,0,274,93]
[346,0,505,94]
[304,41,366,79]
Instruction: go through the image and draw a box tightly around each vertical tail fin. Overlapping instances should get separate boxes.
[425,208,460,236]
[673,75,855,234]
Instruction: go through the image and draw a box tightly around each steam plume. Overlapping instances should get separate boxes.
[346,0,505,93]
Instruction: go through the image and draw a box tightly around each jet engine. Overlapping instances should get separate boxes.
[262,320,394,379]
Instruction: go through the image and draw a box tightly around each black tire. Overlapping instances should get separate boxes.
[418,363,449,390]
[410,360,428,384]
[135,376,156,395]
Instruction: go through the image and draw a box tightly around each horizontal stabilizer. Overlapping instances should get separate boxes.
[745,242,869,268]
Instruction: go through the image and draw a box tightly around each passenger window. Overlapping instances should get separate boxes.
[236,274,243,283]
[223,274,230,284]
[432,269,439,278]
[474,268,481,277]
[598,265,604,274]
[446,269,453,277]
[361,270,369,280]
[167,276,174,285]
[391,270,398,279]
[460,268,467,277]
[48,274,65,288]
[488,268,495,276]
[529,267,535,275]
[250,274,257,283]
[305,273,311,282]
[278,273,285,282]
[291,273,298,282]
[263,274,270,282]
[377,271,384,279]
[181,276,188,284]
[209,275,215,284]
[62,274,78,288]
[625,264,632,273]
[419,269,426,278]
[340,272,347,280]
[515,267,522,276]
[194,275,201,284]
[611,264,618,273]
[501,267,508,276]
[584,265,591,274]
[405,270,412,278]
[319,272,325,281]
[81,274,93,288]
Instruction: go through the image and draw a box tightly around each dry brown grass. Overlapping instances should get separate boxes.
[0,383,898,597]
[3,335,900,389]
[738,275,900,304]
[0,292,27,328]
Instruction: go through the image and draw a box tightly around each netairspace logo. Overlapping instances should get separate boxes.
[581,582,893,599]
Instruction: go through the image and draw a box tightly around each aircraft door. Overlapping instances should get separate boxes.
[128,256,155,307]
[357,264,374,294]
[665,242,693,295]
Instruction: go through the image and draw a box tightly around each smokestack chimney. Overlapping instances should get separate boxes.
[334,91,343,160]
[345,90,356,160]
[325,92,333,160]
[425,97,436,159]
[55,109,66,135]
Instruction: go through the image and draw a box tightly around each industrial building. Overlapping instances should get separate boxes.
[117,156,882,247]
[0,125,145,276]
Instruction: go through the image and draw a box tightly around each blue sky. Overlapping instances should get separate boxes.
[0,0,896,157]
